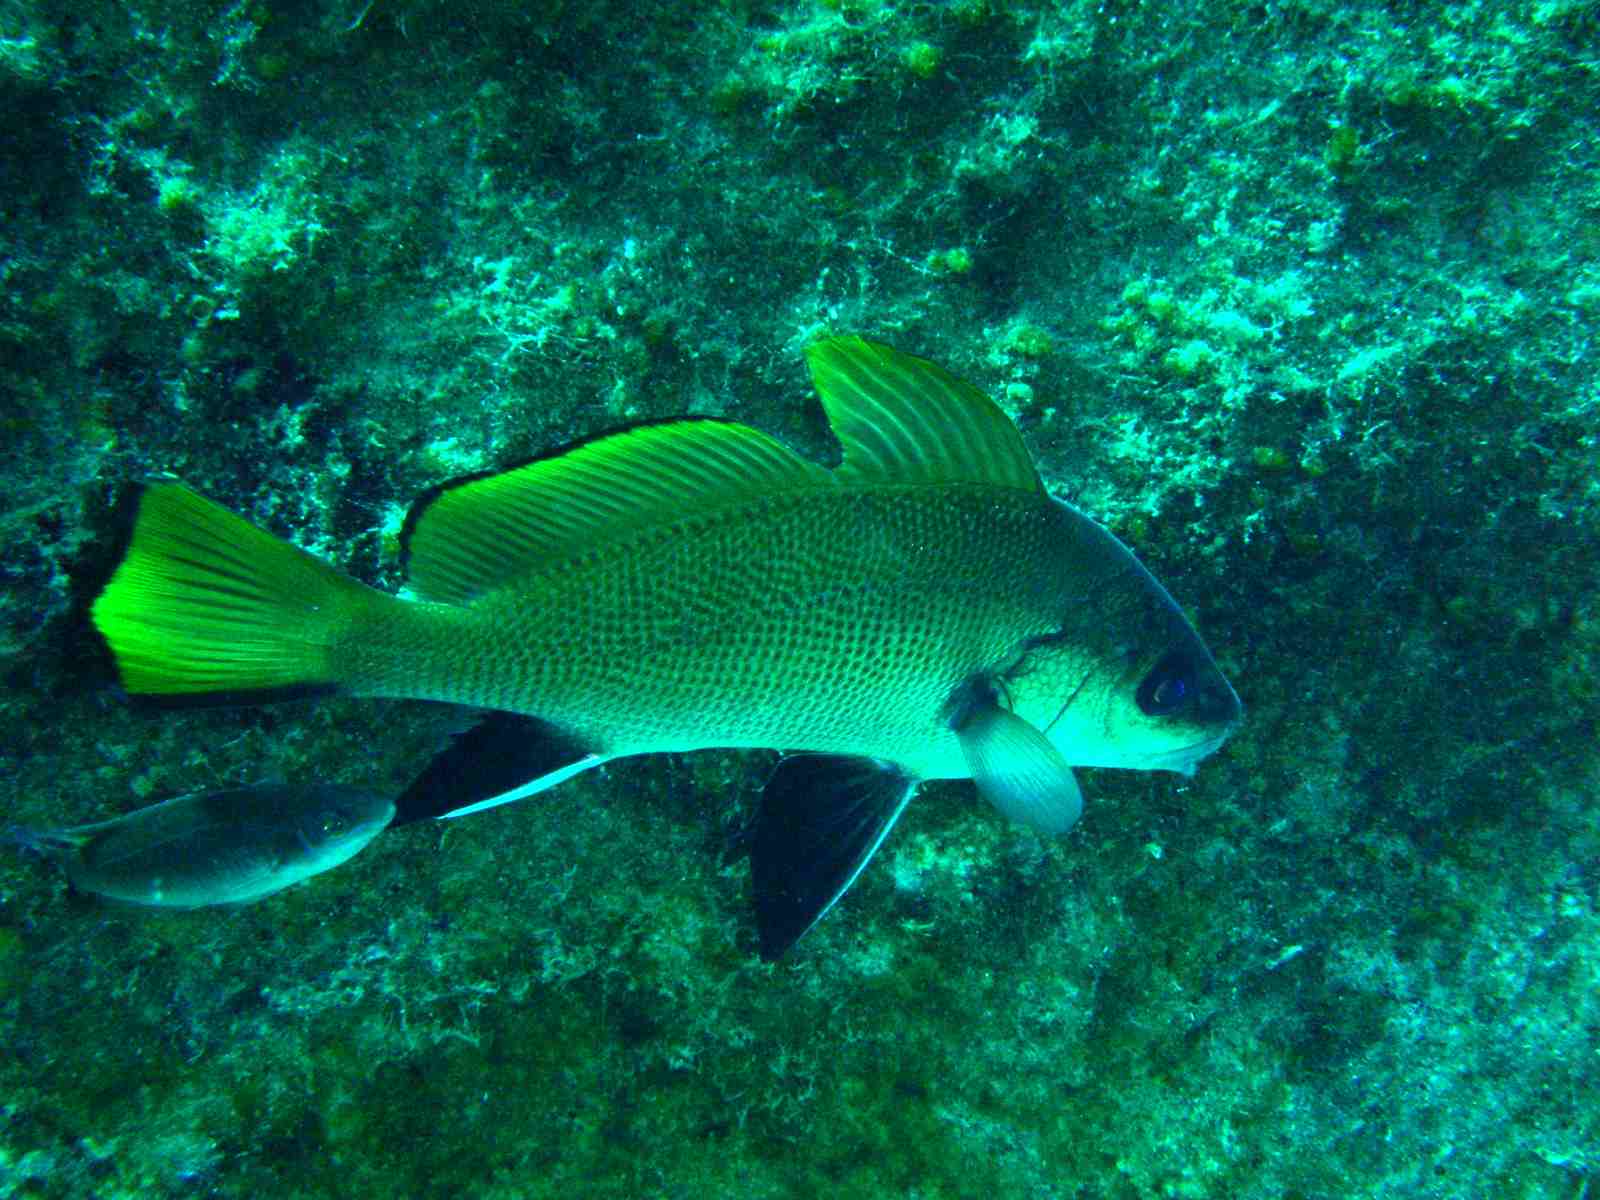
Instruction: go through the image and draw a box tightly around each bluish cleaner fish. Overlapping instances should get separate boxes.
[10,783,395,907]
[89,336,1241,955]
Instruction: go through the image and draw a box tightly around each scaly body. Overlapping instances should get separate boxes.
[344,483,1108,778]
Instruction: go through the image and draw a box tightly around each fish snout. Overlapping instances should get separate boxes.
[1194,671,1243,729]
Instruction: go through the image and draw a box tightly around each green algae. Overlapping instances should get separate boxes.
[1,0,1597,1197]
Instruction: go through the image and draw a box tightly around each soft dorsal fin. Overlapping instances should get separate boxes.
[402,418,829,604]
[804,335,1043,492]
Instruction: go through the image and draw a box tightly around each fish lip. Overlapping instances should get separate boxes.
[1148,730,1233,775]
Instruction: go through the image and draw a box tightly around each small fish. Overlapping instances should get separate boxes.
[89,336,1240,954]
[10,784,395,907]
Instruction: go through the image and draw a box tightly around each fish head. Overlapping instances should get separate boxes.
[291,787,398,858]
[1003,512,1242,776]
[1007,614,1240,776]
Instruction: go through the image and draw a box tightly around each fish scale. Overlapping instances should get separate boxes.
[339,484,1069,778]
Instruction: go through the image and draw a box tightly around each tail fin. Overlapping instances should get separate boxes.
[90,483,383,702]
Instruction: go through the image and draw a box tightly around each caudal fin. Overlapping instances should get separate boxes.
[90,483,383,702]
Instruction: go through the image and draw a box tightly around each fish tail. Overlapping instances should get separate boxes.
[90,483,388,702]
[5,824,79,859]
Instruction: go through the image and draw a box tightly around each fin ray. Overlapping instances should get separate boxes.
[392,712,607,824]
[90,484,382,699]
[750,754,916,960]
[804,336,1042,491]
[403,419,829,605]
[954,705,1083,834]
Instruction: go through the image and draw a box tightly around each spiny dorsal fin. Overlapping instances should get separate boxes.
[402,418,829,604]
[804,335,1043,492]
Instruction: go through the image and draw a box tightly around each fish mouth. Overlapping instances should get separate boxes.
[1147,731,1233,776]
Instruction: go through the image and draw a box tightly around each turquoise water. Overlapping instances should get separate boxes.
[1,1,1595,1196]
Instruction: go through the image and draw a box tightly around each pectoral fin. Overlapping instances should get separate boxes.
[750,755,916,961]
[954,705,1083,834]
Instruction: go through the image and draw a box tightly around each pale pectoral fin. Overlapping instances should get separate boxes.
[750,755,917,961]
[955,706,1083,834]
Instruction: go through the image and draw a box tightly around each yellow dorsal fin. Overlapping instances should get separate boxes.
[804,335,1042,493]
[402,418,829,604]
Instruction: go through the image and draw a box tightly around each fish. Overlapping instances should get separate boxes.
[9,783,395,908]
[88,335,1241,955]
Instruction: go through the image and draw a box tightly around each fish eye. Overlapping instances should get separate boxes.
[1136,653,1195,717]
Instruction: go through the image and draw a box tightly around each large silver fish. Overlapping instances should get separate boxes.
[90,336,1240,954]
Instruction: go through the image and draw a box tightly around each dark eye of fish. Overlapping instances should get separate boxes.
[1136,653,1196,717]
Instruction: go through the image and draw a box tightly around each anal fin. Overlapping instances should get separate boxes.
[750,754,916,960]
[393,712,607,826]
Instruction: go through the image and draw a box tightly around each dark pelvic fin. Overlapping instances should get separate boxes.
[750,754,916,961]
[391,712,603,827]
